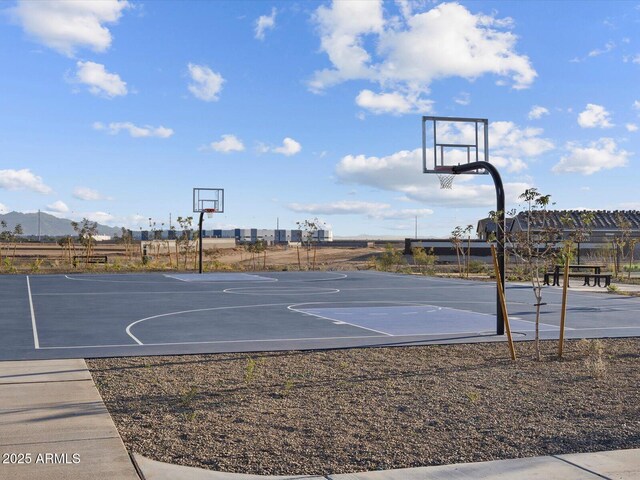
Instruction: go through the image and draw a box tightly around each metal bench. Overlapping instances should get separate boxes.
[73,255,108,267]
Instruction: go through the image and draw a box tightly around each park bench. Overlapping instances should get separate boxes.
[543,270,612,287]
[73,255,108,267]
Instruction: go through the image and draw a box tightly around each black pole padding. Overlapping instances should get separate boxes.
[198,211,205,274]
[452,162,505,335]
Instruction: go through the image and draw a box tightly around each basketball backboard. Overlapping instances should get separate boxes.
[193,188,224,213]
[422,116,489,175]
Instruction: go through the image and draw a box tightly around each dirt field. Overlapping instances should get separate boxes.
[6,243,390,272]
[88,338,640,476]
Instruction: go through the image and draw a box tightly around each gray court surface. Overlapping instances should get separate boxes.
[2,271,639,360]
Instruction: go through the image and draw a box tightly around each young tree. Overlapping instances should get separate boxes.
[450,225,473,278]
[495,188,560,361]
[71,219,98,266]
[560,211,595,265]
[245,240,266,270]
[176,216,194,269]
[614,212,632,278]
[296,218,325,270]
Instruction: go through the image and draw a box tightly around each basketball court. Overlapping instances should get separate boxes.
[2,270,639,361]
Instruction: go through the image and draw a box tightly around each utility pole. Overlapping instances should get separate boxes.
[38,209,41,242]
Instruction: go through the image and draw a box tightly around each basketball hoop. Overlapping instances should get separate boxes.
[204,208,216,219]
[437,173,455,189]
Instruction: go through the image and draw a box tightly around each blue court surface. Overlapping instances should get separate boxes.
[2,270,639,360]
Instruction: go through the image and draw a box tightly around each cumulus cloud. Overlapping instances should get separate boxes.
[634,100,640,111]
[288,200,433,219]
[73,187,106,201]
[10,0,129,56]
[75,61,127,97]
[491,122,553,157]
[87,211,115,224]
[0,169,52,194]
[0,203,8,214]
[335,148,529,207]
[355,90,433,115]
[528,105,549,120]
[93,121,173,138]
[552,138,630,175]
[187,63,224,102]
[273,137,302,156]
[577,104,613,128]
[208,134,245,153]
[425,120,553,173]
[255,8,276,40]
[626,123,638,132]
[310,1,535,114]
[46,200,69,213]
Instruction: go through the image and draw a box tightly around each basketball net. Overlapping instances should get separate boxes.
[205,209,216,219]
[437,173,455,189]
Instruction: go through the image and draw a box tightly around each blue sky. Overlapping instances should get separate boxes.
[0,0,638,237]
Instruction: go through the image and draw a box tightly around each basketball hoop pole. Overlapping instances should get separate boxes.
[198,211,205,274]
[452,161,505,335]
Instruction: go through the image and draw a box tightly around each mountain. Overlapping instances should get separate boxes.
[0,211,123,237]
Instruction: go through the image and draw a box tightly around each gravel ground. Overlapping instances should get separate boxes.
[88,339,640,476]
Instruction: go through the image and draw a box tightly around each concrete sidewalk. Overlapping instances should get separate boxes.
[0,359,139,479]
[133,448,640,480]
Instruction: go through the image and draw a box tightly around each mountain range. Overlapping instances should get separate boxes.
[0,211,123,237]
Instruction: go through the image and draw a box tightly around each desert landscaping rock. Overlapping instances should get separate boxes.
[88,339,640,476]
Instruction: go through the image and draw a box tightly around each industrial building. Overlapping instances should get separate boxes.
[131,228,333,244]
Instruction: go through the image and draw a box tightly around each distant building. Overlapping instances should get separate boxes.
[130,228,333,245]
[477,210,640,242]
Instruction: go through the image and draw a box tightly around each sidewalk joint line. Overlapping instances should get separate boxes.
[551,455,613,480]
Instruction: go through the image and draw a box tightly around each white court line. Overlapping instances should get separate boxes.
[164,274,278,283]
[223,287,340,296]
[287,304,395,337]
[125,302,295,345]
[33,290,226,296]
[26,276,40,349]
[38,330,503,350]
[64,275,174,284]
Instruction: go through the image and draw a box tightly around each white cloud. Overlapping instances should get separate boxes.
[73,187,106,201]
[552,138,630,175]
[0,203,8,214]
[634,100,640,111]
[288,200,433,219]
[93,121,173,138]
[187,63,224,102]
[577,104,613,128]
[491,121,554,161]
[87,211,115,224]
[626,123,638,132]
[75,61,127,97]
[10,0,129,56]
[255,8,276,40]
[454,92,470,106]
[355,89,433,115]
[273,137,302,156]
[208,134,245,153]
[425,120,553,173]
[46,200,69,213]
[310,1,535,114]
[335,148,529,207]
[588,41,615,57]
[0,169,52,194]
[528,105,549,120]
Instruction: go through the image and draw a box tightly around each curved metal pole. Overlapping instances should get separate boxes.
[198,211,205,274]
[451,162,505,335]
